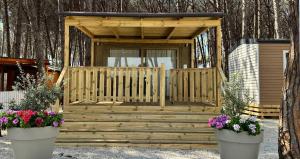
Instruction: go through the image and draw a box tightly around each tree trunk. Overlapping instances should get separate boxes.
[272,0,279,39]
[241,0,245,38]
[13,0,23,58]
[3,0,11,57]
[278,0,300,158]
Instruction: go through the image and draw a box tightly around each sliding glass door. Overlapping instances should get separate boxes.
[145,49,177,97]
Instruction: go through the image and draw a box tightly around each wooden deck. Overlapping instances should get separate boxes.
[56,103,219,149]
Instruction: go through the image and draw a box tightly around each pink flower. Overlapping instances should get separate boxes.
[216,122,224,129]
[13,118,19,125]
[35,117,44,127]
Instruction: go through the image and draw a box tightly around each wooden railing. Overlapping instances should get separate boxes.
[169,68,217,104]
[66,64,166,107]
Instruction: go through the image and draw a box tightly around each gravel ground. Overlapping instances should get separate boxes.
[0,119,278,159]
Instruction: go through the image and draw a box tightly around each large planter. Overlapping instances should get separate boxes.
[7,126,59,159]
[216,129,264,159]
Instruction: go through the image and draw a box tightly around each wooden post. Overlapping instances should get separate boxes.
[160,64,166,108]
[0,66,3,91]
[216,24,222,109]
[191,41,195,68]
[63,23,70,106]
[91,39,95,66]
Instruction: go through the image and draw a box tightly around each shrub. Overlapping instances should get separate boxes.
[221,73,253,117]
[8,64,62,111]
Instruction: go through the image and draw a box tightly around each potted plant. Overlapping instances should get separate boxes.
[208,74,263,159]
[0,65,63,159]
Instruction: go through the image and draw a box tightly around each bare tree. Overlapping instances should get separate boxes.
[278,0,300,158]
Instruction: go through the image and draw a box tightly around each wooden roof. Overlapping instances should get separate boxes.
[64,12,222,41]
[0,57,49,66]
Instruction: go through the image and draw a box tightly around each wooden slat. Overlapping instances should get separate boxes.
[160,64,166,108]
[145,68,151,102]
[169,70,174,102]
[139,68,144,102]
[125,68,131,102]
[85,69,91,101]
[152,68,158,102]
[78,69,84,102]
[131,68,137,102]
[118,68,124,101]
[92,68,97,101]
[106,68,111,101]
[113,68,117,102]
[183,70,188,102]
[195,71,201,102]
[70,68,77,102]
[63,68,70,105]
[201,70,207,102]
[173,70,178,102]
[189,70,195,102]
[207,69,212,102]
[98,68,105,102]
[177,70,183,102]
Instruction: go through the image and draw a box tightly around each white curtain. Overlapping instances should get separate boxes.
[108,49,140,67]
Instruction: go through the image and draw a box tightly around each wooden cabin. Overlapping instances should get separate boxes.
[0,58,56,91]
[228,39,290,118]
[55,12,224,149]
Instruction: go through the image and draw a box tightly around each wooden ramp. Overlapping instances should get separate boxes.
[244,105,280,118]
[56,104,219,149]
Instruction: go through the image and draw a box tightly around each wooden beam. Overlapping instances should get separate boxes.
[94,38,193,44]
[75,26,94,38]
[66,19,221,28]
[91,39,95,66]
[141,27,144,39]
[166,27,176,39]
[191,40,195,68]
[190,27,208,38]
[108,27,120,39]
[64,24,70,67]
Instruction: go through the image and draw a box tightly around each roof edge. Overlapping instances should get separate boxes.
[59,11,224,18]
[228,38,290,53]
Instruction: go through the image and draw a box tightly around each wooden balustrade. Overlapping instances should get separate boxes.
[67,65,165,107]
[169,68,216,104]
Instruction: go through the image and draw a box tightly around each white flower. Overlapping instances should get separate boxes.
[248,124,256,133]
[226,120,231,124]
[239,118,246,123]
[248,116,257,122]
[233,124,240,131]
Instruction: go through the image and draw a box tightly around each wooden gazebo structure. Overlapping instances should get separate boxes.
[56,12,224,149]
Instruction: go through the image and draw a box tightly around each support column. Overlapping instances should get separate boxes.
[160,64,166,109]
[91,39,95,67]
[216,24,222,109]
[63,24,70,106]
[191,41,195,68]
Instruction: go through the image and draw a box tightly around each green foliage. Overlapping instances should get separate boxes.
[8,63,62,111]
[221,73,253,117]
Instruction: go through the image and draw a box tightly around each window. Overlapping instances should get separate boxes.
[107,49,141,67]
[283,50,289,74]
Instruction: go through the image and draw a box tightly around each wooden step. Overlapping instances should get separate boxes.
[61,122,211,132]
[63,105,219,114]
[56,142,217,149]
[63,113,215,123]
[56,138,217,144]
[57,131,215,141]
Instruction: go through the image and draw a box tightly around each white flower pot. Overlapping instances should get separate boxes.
[216,129,263,159]
[7,127,59,159]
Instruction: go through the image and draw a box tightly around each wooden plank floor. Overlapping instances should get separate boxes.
[57,104,219,149]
